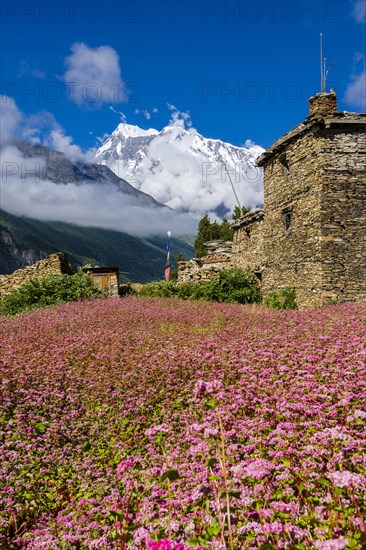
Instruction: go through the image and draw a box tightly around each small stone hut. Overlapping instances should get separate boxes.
[83,267,120,297]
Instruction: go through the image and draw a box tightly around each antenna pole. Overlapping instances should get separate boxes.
[320,33,323,92]
[323,56,327,92]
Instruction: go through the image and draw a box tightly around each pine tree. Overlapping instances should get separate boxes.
[232,205,250,220]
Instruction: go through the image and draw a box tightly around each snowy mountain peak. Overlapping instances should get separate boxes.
[115,123,159,139]
[95,123,265,216]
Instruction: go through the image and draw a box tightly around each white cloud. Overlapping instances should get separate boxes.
[243,139,265,159]
[106,128,264,215]
[109,105,127,122]
[353,0,366,22]
[18,61,46,79]
[344,53,366,110]
[0,96,97,161]
[344,70,366,110]
[46,130,85,162]
[0,145,197,237]
[0,96,23,144]
[167,103,194,129]
[63,42,126,107]
[134,108,152,120]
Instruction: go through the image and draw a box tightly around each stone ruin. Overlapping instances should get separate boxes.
[0,252,73,299]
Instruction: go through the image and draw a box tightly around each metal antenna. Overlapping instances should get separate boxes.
[320,33,335,93]
[324,59,335,92]
[320,33,324,92]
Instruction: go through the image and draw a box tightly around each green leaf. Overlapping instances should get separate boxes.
[160,468,180,482]
[206,521,221,536]
[228,490,241,499]
[35,422,47,433]
[204,399,217,410]
[318,477,331,487]
[205,457,217,469]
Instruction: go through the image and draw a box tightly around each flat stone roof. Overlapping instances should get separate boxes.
[231,208,264,229]
[257,111,366,167]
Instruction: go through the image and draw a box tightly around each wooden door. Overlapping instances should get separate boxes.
[93,274,110,293]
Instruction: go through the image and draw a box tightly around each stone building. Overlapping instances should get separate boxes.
[179,92,366,309]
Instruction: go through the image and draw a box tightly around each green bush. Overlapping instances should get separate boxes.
[0,270,103,316]
[263,288,297,310]
[139,269,261,305]
[138,280,178,298]
[219,269,261,304]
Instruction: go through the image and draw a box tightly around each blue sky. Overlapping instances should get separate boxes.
[1,0,365,153]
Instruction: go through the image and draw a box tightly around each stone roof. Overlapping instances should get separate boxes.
[231,208,264,229]
[257,110,366,167]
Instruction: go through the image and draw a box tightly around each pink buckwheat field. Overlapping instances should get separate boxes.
[1,297,365,549]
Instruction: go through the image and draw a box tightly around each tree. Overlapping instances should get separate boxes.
[194,214,234,257]
[220,217,234,241]
[232,205,250,220]
[194,214,212,258]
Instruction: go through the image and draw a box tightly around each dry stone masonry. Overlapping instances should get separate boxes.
[178,241,233,283]
[178,92,366,309]
[0,253,73,299]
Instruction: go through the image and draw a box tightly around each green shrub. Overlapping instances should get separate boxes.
[139,269,261,305]
[263,288,297,310]
[188,279,222,302]
[138,280,178,298]
[0,270,103,316]
[219,269,261,304]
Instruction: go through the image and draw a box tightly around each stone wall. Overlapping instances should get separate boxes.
[178,241,233,283]
[232,210,264,277]
[260,128,326,308]
[308,92,338,118]
[320,125,366,304]
[0,252,73,299]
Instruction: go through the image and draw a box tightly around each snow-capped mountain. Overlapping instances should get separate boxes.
[95,123,264,216]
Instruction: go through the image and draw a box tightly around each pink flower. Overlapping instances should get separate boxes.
[315,537,348,550]
[147,540,172,550]
[238,458,276,480]
[328,470,364,489]
[116,459,134,478]
[262,521,284,535]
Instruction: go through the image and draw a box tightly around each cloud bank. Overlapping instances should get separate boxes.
[0,95,96,160]
[0,145,198,237]
[103,125,264,216]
